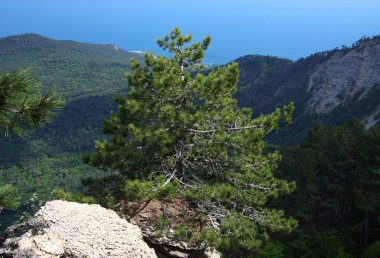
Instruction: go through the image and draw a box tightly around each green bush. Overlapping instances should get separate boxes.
[280,232,353,258]
[154,215,171,238]
[123,176,180,201]
[173,222,191,241]
[257,242,285,258]
[123,180,154,201]
[361,240,380,258]
[52,188,96,204]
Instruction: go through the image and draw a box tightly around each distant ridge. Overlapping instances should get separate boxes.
[0,33,143,100]
[234,36,380,143]
[1,33,379,144]
[0,33,133,58]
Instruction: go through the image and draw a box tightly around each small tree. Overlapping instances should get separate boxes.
[84,28,296,251]
[0,70,64,210]
[0,185,19,213]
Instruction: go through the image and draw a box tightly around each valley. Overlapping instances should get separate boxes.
[0,33,379,257]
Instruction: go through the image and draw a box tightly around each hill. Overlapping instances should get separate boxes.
[0,34,145,220]
[1,34,380,230]
[0,33,143,100]
[234,36,380,144]
[0,34,146,159]
[1,33,380,256]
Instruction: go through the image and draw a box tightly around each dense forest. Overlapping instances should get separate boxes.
[0,32,379,257]
[267,120,380,258]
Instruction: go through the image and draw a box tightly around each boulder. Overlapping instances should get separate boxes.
[0,200,157,258]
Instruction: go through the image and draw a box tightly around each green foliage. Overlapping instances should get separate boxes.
[0,34,143,100]
[0,38,139,217]
[155,178,180,199]
[52,188,96,204]
[201,213,262,252]
[123,176,180,201]
[123,180,154,201]
[257,242,285,258]
[173,222,191,241]
[0,70,64,137]
[0,184,20,210]
[79,175,121,208]
[283,102,295,125]
[275,232,353,258]
[234,54,292,93]
[0,193,42,233]
[0,29,378,257]
[154,215,171,238]
[0,153,101,201]
[361,240,380,258]
[296,233,352,258]
[85,27,296,251]
[0,69,63,216]
[1,155,99,232]
[276,119,380,255]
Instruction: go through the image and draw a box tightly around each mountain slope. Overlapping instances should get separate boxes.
[0,33,143,100]
[1,33,380,208]
[0,35,141,215]
[234,36,380,144]
[0,34,146,156]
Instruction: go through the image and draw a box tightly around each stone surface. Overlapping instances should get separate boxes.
[307,38,380,117]
[0,200,157,258]
[117,199,220,258]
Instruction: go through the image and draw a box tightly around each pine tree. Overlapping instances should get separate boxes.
[0,69,64,211]
[84,27,296,251]
[0,70,63,137]
[0,185,19,213]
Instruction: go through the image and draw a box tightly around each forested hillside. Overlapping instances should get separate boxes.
[0,33,143,99]
[0,34,143,227]
[270,120,380,257]
[1,33,379,257]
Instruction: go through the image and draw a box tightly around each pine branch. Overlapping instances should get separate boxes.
[188,124,263,134]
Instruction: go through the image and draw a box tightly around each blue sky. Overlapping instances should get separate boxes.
[1,0,380,64]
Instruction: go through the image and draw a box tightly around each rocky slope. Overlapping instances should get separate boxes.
[118,199,220,258]
[235,36,380,143]
[306,38,380,126]
[0,200,157,258]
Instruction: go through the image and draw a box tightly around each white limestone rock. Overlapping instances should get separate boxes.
[1,200,157,258]
[307,39,380,114]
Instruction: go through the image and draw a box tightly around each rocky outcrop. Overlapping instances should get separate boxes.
[234,37,380,144]
[307,38,380,114]
[363,105,380,128]
[118,199,220,258]
[0,200,157,258]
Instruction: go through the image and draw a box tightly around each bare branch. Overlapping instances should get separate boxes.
[188,124,263,134]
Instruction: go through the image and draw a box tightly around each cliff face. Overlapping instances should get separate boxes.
[235,36,380,143]
[307,38,380,118]
[0,200,157,258]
